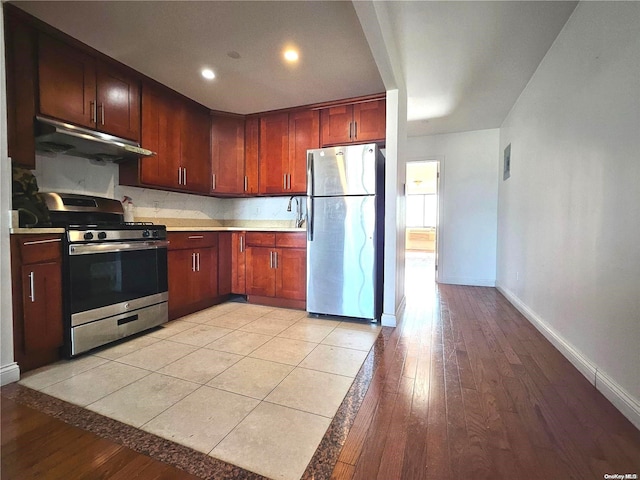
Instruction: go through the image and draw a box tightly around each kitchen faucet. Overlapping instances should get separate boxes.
[287,196,304,228]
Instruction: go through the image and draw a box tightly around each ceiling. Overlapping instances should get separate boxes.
[12,1,577,137]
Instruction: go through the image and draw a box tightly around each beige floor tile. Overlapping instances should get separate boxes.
[116,340,197,371]
[337,320,383,332]
[259,308,307,321]
[298,316,343,328]
[265,367,354,418]
[249,337,317,366]
[205,330,272,356]
[205,302,245,315]
[86,373,198,427]
[299,344,369,377]
[18,355,109,391]
[147,320,200,339]
[234,304,274,316]
[41,361,149,406]
[277,322,336,343]
[211,402,330,480]
[239,317,296,336]
[165,324,232,347]
[204,314,256,329]
[321,328,380,351]
[158,348,242,384]
[177,309,221,324]
[142,386,259,454]
[92,334,161,360]
[207,357,293,400]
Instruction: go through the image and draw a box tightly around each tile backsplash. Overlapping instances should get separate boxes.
[32,153,305,223]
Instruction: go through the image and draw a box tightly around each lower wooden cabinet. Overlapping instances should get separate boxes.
[11,234,64,372]
[231,232,247,294]
[245,232,306,309]
[167,232,222,320]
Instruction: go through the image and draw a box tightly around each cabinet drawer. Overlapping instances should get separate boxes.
[168,232,218,250]
[16,235,63,264]
[246,232,275,247]
[275,232,306,249]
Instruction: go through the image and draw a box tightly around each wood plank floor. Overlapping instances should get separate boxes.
[331,279,640,480]
[1,397,201,479]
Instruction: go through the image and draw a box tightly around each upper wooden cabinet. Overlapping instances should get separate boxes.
[244,117,260,195]
[38,34,140,141]
[259,109,319,195]
[321,99,385,146]
[211,115,246,195]
[120,82,210,194]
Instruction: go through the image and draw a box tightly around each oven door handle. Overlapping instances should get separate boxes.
[69,240,169,255]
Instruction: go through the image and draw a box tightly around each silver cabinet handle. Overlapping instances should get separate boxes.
[287,174,291,190]
[269,251,274,269]
[212,174,216,190]
[244,176,248,192]
[178,167,182,185]
[90,101,96,123]
[353,121,357,139]
[349,121,353,139]
[183,167,187,185]
[23,238,61,246]
[192,252,196,272]
[283,174,287,190]
[28,271,35,303]
[274,251,278,269]
[239,235,244,253]
[197,252,200,272]
[100,103,105,125]
[188,235,204,239]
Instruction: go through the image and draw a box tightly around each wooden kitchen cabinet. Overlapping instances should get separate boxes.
[211,115,246,195]
[321,99,386,146]
[38,33,140,141]
[167,232,221,320]
[10,234,64,372]
[120,82,210,194]
[259,109,319,195]
[231,232,247,294]
[218,232,232,296]
[245,232,306,309]
[244,117,260,195]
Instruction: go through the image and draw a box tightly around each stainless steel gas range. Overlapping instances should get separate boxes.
[42,192,168,356]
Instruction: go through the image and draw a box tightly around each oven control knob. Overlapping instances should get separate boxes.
[84,232,94,240]
[152,230,159,238]
[98,232,107,240]
[142,230,151,238]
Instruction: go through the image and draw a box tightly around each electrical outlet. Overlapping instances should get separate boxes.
[153,201,160,213]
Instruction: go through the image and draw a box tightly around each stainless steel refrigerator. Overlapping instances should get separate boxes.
[306,143,384,321]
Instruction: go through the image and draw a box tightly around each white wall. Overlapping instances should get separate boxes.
[33,153,304,223]
[0,6,20,386]
[407,129,499,286]
[497,2,640,428]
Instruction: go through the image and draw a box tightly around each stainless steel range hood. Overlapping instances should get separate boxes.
[35,116,156,163]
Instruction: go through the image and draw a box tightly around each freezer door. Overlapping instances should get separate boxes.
[307,195,377,319]
[307,144,378,197]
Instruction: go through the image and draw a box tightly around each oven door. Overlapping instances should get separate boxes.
[67,240,168,327]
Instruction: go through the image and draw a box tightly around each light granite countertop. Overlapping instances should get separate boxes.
[10,227,65,235]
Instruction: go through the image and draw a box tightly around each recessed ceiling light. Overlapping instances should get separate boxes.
[201,68,215,80]
[227,51,241,59]
[283,49,299,63]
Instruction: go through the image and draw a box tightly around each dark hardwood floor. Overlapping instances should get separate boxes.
[2,251,639,479]
[331,253,640,480]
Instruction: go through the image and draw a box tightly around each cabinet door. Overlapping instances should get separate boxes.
[276,248,306,301]
[168,249,192,319]
[259,113,289,194]
[218,233,232,296]
[140,85,181,189]
[320,105,352,146]
[288,110,319,194]
[244,117,260,195]
[191,247,218,303]
[246,247,276,297]
[353,100,386,143]
[211,115,245,194]
[21,262,63,352]
[181,103,211,194]
[231,232,246,294]
[38,34,96,129]
[96,62,140,141]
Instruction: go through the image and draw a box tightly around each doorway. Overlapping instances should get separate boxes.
[405,160,439,296]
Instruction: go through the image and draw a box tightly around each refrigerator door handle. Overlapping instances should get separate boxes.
[307,152,314,196]
[307,197,314,241]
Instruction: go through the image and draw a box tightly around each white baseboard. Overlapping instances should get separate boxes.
[439,276,496,287]
[381,294,406,328]
[0,362,20,386]
[496,283,640,431]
